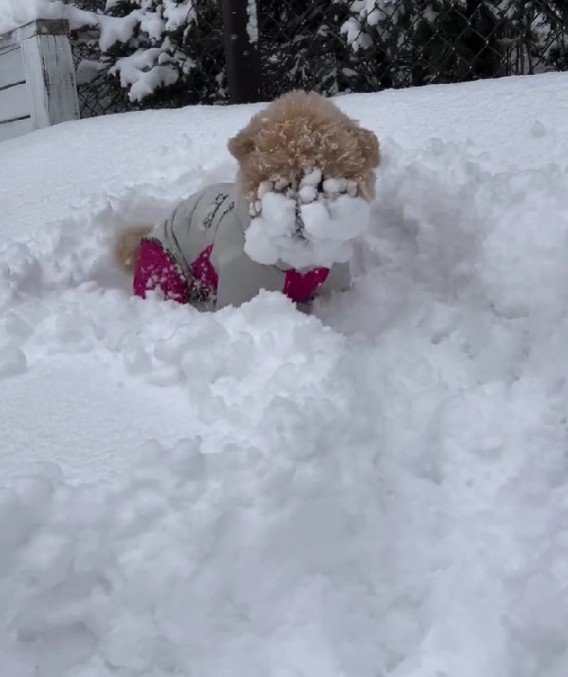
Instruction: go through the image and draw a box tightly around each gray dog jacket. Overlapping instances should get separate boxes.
[133,183,351,308]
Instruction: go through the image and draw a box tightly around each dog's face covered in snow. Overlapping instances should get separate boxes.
[228,91,380,269]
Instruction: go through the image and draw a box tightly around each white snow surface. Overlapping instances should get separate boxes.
[2,73,568,676]
[0,0,62,32]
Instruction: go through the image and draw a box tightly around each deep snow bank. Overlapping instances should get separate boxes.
[2,74,568,676]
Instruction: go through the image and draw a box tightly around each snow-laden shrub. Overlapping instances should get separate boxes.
[65,0,226,107]
[97,1,196,102]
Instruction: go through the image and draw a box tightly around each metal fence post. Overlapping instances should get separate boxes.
[221,0,262,103]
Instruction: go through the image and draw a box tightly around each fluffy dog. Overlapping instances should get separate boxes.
[117,91,380,309]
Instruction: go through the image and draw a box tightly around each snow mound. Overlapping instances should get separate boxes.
[0,200,383,673]
[245,170,370,268]
[3,76,568,675]
[1,293,386,677]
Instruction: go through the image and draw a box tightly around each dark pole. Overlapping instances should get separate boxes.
[221,0,263,103]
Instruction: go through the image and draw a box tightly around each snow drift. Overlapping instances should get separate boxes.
[2,73,568,676]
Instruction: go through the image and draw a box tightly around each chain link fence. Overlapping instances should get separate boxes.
[66,0,568,118]
[259,0,567,96]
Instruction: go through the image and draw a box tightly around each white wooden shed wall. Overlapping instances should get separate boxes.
[0,20,79,143]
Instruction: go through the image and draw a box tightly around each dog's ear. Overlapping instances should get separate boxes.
[356,127,380,169]
[228,128,255,161]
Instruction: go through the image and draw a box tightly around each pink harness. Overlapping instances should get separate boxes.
[133,239,329,305]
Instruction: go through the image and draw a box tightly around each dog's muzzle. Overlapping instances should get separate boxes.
[244,168,370,269]
[250,168,359,220]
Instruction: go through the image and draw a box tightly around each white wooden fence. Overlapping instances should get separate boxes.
[0,19,79,143]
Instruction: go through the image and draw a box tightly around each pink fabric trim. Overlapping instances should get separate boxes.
[283,267,329,303]
[188,244,219,302]
[133,239,189,303]
[133,240,329,307]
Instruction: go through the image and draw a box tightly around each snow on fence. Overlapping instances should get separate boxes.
[0,19,79,143]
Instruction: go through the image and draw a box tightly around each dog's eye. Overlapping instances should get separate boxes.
[274,178,290,192]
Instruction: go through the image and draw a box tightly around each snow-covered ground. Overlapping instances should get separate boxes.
[2,73,568,676]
